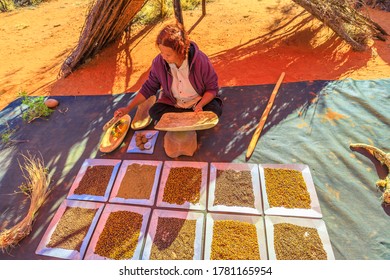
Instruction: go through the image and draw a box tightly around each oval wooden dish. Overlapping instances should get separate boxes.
[131,95,156,130]
[154,111,219,131]
[99,114,131,153]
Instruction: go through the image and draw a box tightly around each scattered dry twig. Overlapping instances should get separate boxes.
[291,0,388,51]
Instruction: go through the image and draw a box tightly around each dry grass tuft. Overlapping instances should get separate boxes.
[0,152,51,252]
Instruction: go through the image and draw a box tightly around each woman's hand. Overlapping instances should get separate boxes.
[114,107,129,118]
[114,91,147,118]
[193,103,203,113]
[193,91,214,113]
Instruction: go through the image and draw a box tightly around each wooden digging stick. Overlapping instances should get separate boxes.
[245,72,285,161]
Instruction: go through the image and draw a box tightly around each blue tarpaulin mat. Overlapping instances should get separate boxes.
[0,78,389,259]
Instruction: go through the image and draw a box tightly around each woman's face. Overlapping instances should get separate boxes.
[158,44,183,65]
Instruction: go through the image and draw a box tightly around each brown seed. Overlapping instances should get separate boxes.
[214,169,255,208]
[44,98,59,108]
[94,211,143,260]
[162,167,202,205]
[74,165,114,196]
[150,217,196,260]
[117,164,157,199]
[273,223,327,260]
[47,206,97,251]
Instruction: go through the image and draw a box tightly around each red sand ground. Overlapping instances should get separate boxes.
[0,0,389,111]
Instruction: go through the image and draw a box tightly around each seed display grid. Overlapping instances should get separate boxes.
[36,159,334,260]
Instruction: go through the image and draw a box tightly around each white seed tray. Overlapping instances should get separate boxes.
[265,215,335,260]
[142,209,205,260]
[208,162,263,215]
[35,199,104,260]
[109,160,162,206]
[84,204,151,260]
[156,161,208,210]
[259,164,322,218]
[204,213,268,260]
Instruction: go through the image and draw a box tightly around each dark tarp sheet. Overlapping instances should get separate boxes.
[0,78,389,260]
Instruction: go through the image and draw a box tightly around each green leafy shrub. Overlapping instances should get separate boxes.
[1,129,13,144]
[19,91,53,123]
[132,0,203,26]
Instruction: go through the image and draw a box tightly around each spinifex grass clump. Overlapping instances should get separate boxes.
[19,91,53,123]
[0,152,51,252]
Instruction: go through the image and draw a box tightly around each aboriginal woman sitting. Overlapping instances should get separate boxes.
[114,23,223,121]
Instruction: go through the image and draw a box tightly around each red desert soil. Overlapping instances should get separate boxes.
[0,0,389,111]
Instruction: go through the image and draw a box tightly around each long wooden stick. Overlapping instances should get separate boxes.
[245,72,285,161]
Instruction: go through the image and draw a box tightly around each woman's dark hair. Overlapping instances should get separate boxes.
[156,23,190,58]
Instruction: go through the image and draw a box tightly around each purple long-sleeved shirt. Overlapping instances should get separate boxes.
[139,41,220,106]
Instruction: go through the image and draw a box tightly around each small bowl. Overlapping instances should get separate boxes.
[144,142,152,150]
[145,132,154,139]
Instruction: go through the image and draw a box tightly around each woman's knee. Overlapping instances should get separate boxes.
[204,99,223,117]
[149,103,167,121]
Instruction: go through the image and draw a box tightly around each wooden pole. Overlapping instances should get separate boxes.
[202,0,206,15]
[173,0,184,25]
[245,72,285,161]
